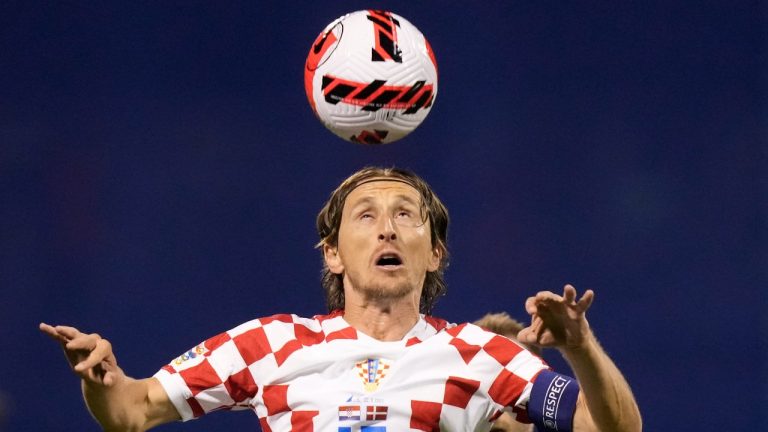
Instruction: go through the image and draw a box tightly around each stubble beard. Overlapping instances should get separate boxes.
[347,272,417,304]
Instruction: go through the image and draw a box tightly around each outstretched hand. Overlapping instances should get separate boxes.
[39,323,121,387]
[517,284,595,351]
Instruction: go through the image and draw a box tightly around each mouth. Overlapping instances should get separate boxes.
[374,252,403,270]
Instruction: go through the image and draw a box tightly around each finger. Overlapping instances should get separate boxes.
[577,289,595,312]
[536,319,548,341]
[54,325,84,340]
[535,291,563,305]
[66,333,101,351]
[562,284,577,303]
[102,370,117,387]
[39,323,71,344]
[74,339,113,372]
[530,315,544,340]
[524,297,538,315]
[516,326,535,344]
[529,316,555,346]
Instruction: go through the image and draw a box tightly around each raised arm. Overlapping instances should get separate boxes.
[39,323,179,431]
[516,285,642,432]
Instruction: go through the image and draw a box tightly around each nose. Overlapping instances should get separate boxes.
[378,216,397,242]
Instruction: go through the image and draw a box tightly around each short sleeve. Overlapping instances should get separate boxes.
[153,329,258,421]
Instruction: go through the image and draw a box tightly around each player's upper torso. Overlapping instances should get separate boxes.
[154,312,547,431]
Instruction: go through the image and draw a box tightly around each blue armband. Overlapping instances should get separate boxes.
[528,370,579,432]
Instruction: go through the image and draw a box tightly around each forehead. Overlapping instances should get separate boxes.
[343,179,421,207]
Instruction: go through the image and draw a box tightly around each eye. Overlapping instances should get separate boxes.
[396,210,411,218]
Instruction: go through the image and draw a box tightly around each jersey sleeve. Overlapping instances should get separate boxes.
[153,327,259,421]
[485,340,550,424]
[448,323,550,425]
[488,347,580,430]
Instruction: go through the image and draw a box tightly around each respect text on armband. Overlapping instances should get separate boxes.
[529,370,579,432]
[543,376,569,428]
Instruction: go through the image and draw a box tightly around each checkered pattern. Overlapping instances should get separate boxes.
[154,312,548,431]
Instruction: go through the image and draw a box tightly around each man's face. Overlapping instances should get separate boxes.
[324,179,441,304]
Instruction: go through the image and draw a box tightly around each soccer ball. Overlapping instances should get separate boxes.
[304,10,438,145]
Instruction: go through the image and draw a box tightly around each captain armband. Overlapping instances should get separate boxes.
[528,370,580,432]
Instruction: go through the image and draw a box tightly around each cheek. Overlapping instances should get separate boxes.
[413,225,429,238]
[411,226,435,256]
[337,225,373,258]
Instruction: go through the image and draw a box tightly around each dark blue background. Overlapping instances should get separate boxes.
[2,2,765,431]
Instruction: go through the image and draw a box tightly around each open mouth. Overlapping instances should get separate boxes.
[376,254,403,268]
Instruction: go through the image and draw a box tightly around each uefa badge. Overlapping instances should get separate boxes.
[355,358,391,392]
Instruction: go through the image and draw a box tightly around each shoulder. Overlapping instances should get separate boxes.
[435,321,535,363]
[222,311,355,345]
[436,321,511,342]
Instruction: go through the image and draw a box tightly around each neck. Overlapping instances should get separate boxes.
[343,291,421,341]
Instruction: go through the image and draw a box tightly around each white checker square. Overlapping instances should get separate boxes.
[207,339,249,382]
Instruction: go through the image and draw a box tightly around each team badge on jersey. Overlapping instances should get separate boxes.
[355,358,391,392]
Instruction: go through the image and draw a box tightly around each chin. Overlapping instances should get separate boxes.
[356,280,415,302]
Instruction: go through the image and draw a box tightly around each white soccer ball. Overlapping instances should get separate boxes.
[305,10,438,145]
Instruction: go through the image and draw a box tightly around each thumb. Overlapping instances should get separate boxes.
[516,326,535,344]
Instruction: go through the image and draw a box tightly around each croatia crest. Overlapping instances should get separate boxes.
[355,358,391,392]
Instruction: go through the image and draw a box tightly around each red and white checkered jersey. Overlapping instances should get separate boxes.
[154,311,549,431]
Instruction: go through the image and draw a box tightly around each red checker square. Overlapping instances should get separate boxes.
[291,410,319,431]
[406,336,422,346]
[410,400,442,432]
[261,313,294,325]
[274,339,302,366]
[233,327,272,364]
[204,332,232,353]
[262,384,290,416]
[445,323,466,338]
[294,323,325,346]
[316,310,343,322]
[186,396,205,418]
[224,367,258,403]
[179,360,223,396]
[160,364,175,374]
[326,326,357,342]
[258,417,273,432]
[424,315,449,332]
[448,337,482,365]
[483,335,523,366]
[443,376,481,408]
[488,368,529,407]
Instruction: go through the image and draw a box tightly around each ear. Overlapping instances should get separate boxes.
[323,243,344,274]
[427,244,442,272]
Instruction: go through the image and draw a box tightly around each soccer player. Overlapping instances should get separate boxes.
[41,166,641,431]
